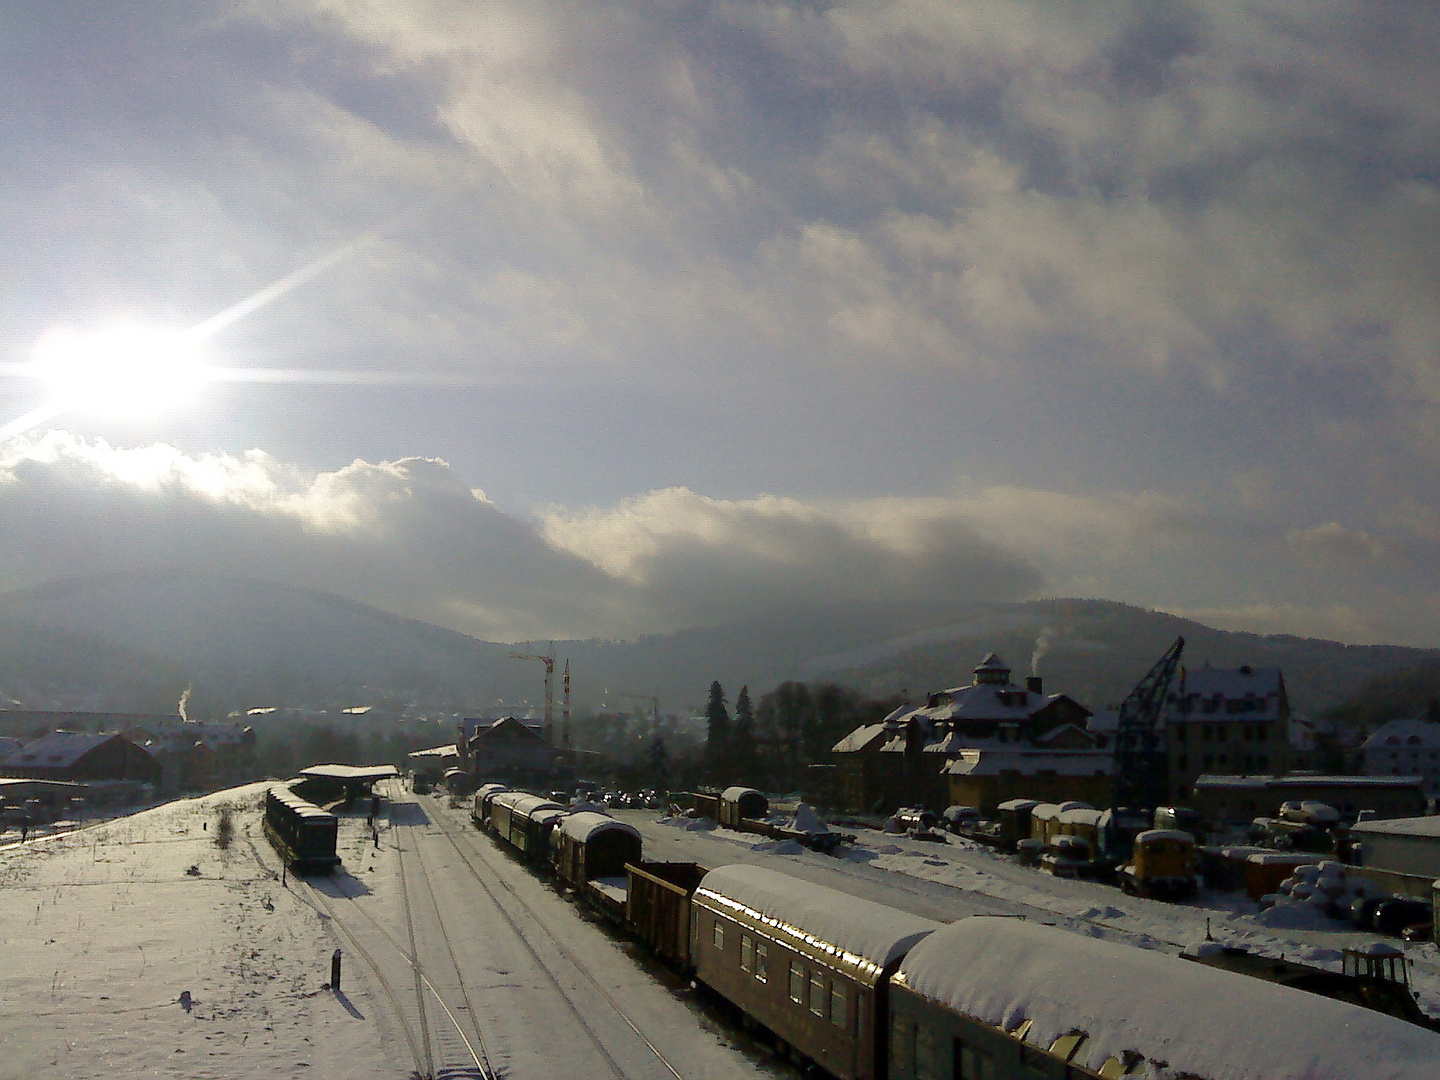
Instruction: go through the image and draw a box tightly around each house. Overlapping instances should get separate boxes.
[1360,720,1440,794]
[1349,816,1440,900]
[0,731,160,787]
[127,720,257,794]
[830,653,1098,813]
[464,716,556,783]
[1164,665,1291,803]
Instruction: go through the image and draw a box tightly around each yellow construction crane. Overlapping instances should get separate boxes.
[510,642,556,746]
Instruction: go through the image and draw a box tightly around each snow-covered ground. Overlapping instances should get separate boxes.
[5,786,1438,1080]
[0,784,396,1079]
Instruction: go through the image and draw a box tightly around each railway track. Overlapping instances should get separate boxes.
[421,791,688,1080]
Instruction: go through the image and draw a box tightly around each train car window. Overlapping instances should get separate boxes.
[831,984,848,1030]
[741,935,754,973]
[955,1040,995,1080]
[809,971,825,1016]
[712,921,724,951]
[890,1015,913,1075]
[916,1023,940,1080]
[755,942,769,982]
[789,962,805,1004]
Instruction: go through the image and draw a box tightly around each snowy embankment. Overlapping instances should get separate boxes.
[630,812,1440,1021]
[0,785,398,1080]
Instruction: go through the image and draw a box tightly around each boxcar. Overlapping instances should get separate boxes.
[718,786,769,828]
[626,861,709,967]
[689,864,938,1080]
[551,811,643,888]
[264,784,340,874]
[995,799,1040,849]
[888,916,1440,1080]
[490,792,567,859]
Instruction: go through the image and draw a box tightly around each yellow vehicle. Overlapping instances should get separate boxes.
[1119,828,1198,900]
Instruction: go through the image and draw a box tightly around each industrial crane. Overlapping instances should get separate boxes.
[1112,635,1185,811]
[510,643,556,747]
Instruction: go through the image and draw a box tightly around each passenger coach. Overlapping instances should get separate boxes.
[889,917,1440,1080]
[689,864,938,1080]
[263,783,340,874]
[489,792,566,861]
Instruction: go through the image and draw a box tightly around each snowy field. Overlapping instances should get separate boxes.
[5,786,1439,1080]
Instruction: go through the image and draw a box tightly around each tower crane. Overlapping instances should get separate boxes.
[510,642,556,747]
[1112,636,1185,811]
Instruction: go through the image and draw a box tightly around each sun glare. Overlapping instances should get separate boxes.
[30,325,205,417]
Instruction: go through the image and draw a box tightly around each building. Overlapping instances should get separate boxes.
[0,731,160,786]
[1165,665,1290,803]
[125,720,257,794]
[1349,816,1440,900]
[1360,720,1440,794]
[830,653,1098,813]
[464,716,556,783]
[1192,773,1427,827]
[942,748,1114,812]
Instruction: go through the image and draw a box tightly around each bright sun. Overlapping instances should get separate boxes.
[30,325,205,417]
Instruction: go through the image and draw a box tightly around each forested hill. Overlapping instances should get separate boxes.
[1,573,1436,721]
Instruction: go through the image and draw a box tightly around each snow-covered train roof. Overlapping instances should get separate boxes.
[557,811,641,844]
[491,792,565,817]
[694,864,938,974]
[268,784,332,818]
[894,917,1440,1080]
[720,786,764,803]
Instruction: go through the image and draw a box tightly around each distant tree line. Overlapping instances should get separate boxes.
[703,679,901,793]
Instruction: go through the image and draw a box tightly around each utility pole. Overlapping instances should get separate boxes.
[510,643,556,746]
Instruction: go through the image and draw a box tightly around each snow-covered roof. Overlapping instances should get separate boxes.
[940,749,1113,777]
[831,723,888,754]
[1193,773,1273,789]
[1360,719,1440,751]
[1177,663,1284,701]
[407,744,457,759]
[1058,807,1105,827]
[721,786,763,803]
[492,792,565,817]
[298,764,399,782]
[1351,815,1440,839]
[996,798,1040,812]
[1270,774,1424,788]
[695,864,938,974]
[557,811,640,845]
[894,917,1440,1080]
[5,731,129,769]
[0,736,23,762]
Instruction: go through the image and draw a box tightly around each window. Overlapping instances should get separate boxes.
[755,942,768,982]
[916,1024,939,1080]
[1202,725,1213,741]
[1258,726,1268,742]
[713,921,724,951]
[1217,726,1227,742]
[891,1016,912,1074]
[831,984,848,1029]
[790,962,805,1004]
[809,971,826,1017]
[955,1039,995,1080]
[740,934,753,973]
[1175,725,1187,743]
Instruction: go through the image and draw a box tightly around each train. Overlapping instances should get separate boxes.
[674,786,855,853]
[461,784,1440,1080]
[263,782,340,874]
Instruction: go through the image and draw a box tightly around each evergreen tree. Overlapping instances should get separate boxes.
[731,685,758,781]
[704,680,731,780]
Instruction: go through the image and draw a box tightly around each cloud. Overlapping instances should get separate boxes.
[540,487,1043,626]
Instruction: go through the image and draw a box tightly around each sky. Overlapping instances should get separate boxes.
[2,1,1439,646]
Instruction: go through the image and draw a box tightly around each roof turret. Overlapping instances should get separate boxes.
[973,653,1011,685]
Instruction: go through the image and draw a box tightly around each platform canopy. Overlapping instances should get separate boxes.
[298,764,399,782]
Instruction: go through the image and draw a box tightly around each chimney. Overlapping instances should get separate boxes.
[1026,675,1043,695]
